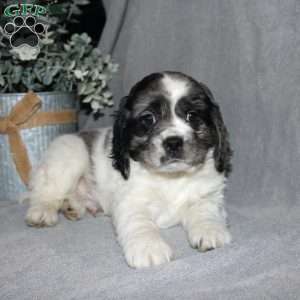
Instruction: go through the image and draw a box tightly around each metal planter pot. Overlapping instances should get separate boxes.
[0,91,78,202]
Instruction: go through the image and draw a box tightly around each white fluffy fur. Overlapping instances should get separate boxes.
[162,75,192,139]
[25,75,231,268]
[162,74,189,106]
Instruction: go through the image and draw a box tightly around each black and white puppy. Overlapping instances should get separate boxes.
[26,71,233,268]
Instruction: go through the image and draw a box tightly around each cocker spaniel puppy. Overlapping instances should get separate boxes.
[25,71,233,268]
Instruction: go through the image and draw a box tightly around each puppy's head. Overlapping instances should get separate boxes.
[112,71,232,179]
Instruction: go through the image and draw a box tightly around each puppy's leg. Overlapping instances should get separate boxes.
[26,135,89,227]
[182,192,231,252]
[113,201,173,268]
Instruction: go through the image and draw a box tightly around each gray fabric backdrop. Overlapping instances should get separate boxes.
[1,1,299,299]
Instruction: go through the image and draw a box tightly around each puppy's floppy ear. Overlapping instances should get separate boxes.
[200,83,233,176]
[210,104,233,176]
[111,96,131,179]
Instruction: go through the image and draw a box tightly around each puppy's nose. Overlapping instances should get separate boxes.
[163,136,183,153]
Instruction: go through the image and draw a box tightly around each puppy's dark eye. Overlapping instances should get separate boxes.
[139,111,156,128]
[186,111,201,123]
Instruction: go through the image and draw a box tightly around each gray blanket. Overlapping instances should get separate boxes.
[0,200,299,299]
[1,0,299,299]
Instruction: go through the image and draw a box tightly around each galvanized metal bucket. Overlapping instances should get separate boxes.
[0,92,78,202]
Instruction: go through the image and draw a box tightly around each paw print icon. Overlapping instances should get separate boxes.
[4,16,46,60]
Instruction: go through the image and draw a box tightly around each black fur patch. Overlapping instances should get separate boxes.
[111,97,131,179]
[210,105,233,176]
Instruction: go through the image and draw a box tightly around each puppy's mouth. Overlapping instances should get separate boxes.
[158,156,191,173]
[161,156,183,164]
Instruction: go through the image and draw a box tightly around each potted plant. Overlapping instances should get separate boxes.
[0,0,118,201]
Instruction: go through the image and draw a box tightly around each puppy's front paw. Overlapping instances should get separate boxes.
[124,235,173,268]
[26,206,58,227]
[188,223,231,252]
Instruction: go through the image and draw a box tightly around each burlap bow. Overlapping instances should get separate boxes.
[0,91,77,186]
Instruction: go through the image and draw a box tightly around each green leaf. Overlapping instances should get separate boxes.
[0,75,5,86]
[83,95,94,103]
[12,66,22,84]
[64,44,71,52]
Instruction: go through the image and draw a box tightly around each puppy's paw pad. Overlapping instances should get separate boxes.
[61,200,83,221]
[62,207,81,221]
[188,224,231,252]
[125,236,173,268]
[26,206,58,227]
